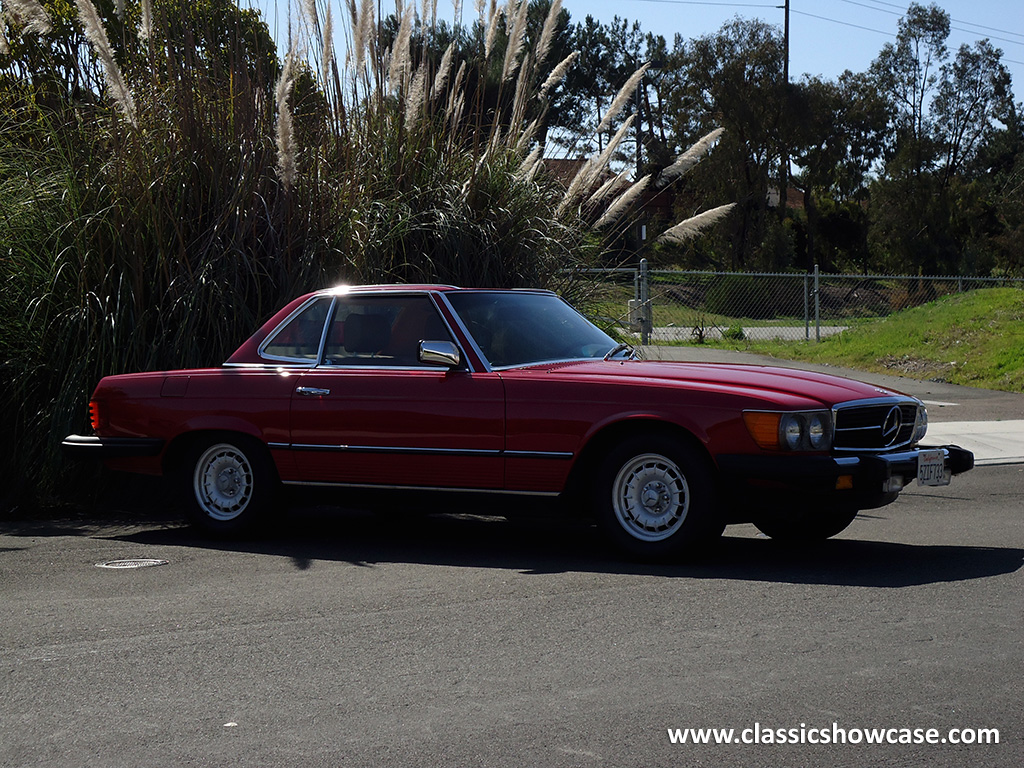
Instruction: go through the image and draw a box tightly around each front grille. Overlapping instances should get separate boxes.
[833,400,919,451]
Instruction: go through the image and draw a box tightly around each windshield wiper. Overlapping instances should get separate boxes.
[603,343,635,361]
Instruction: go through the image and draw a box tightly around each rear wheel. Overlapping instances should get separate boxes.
[179,436,277,535]
[595,435,723,559]
[752,506,858,542]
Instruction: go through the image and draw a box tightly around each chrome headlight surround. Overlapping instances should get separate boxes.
[913,403,928,444]
[743,410,834,452]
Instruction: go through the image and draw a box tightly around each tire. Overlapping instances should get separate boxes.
[594,435,723,559]
[752,506,858,542]
[179,436,278,535]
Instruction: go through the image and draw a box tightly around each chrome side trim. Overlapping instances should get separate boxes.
[222,363,315,370]
[258,295,336,365]
[504,450,574,460]
[269,443,574,460]
[288,443,502,457]
[280,480,559,497]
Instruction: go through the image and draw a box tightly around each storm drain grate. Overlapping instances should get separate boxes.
[95,558,169,569]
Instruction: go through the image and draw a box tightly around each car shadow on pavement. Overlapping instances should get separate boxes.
[8,504,1018,589]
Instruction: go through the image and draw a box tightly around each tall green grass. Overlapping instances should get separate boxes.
[0,0,727,510]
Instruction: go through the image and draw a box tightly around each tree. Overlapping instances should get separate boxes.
[667,17,787,269]
[934,39,1013,185]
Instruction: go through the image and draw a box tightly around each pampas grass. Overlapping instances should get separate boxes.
[138,0,153,40]
[596,62,648,135]
[657,127,725,187]
[75,0,136,126]
[275,53,297,189]
[594,175,650,228]
[501,0,529,82]
[6,0,52,35]
[657,204,737,244]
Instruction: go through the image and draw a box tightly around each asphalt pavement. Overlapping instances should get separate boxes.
[644,346,1024,466]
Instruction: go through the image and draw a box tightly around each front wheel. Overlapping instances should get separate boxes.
[594,435,723,559]
[179,437,277,535]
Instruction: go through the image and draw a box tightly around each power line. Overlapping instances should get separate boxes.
[834,0,1024,44]
[791,9,895,38]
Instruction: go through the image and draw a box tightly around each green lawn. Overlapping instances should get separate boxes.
[689,288,1024,393]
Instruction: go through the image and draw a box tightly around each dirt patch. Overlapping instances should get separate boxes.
[878,354,958,381]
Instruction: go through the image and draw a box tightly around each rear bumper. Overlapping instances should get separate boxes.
[716,444,974,513]
[62,434,165,459]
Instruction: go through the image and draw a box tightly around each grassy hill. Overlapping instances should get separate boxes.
[735,288,1024,393]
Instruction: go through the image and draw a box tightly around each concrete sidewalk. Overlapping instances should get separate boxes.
[925,420,1024,467]
[643,345,1024,467]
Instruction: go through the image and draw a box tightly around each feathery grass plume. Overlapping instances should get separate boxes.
[539,50,577,100]
[557,157,596,214]
[484,0,500,60]
[516,146,542,181]
[275,53,298,189]
[446,60,467,120]
[656,127,725,188]
[594,175,650,228]
[475,0,485,17]
[355,0,375,72]
[75,0,136,126]
[515,118,539,154]
[431,40,455,100]
[322,3,335,84]
[535,0,561,68]
[387,8,413,91]
[510,53,532,125]
[404,66,427,131]
[114,0,124,19]
[138,0,153,40]
[7,0,52,35]
[0,23,8,55]
[657,204,737,245]
[586,170,631,208]
[501,0,528,82]
[596,62,649,135]
[302,0,317,29]
[581,114,634,191]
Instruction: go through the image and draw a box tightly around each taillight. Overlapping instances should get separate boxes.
[89,400,104,432]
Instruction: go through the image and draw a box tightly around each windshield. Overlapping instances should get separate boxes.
[446,291,619,368]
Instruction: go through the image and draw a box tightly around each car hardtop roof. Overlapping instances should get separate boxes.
[307,284,558,298]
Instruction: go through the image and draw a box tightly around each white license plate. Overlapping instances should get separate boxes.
[917,450,951,486]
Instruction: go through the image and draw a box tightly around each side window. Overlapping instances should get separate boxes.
[260,298,332,362]
[323,296,454,366]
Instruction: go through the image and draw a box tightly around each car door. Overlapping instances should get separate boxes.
[287,294,506,490]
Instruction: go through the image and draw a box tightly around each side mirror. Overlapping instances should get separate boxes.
[418,340,462,368]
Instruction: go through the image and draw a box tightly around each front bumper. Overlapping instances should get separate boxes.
[62,434,165,459]
[716,444,974,512]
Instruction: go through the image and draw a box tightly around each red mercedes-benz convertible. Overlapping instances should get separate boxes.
[63,285,973,558]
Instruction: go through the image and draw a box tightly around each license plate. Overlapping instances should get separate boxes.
[917,450,951,486]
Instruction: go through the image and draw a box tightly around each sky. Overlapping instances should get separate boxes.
[254,0,1024,99]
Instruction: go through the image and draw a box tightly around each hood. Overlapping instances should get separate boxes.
[535,359,908,409]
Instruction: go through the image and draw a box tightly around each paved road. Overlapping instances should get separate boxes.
[2,464,1021,767]
[649,325,849,342]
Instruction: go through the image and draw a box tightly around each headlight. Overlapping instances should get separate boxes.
[743,410,833,452]
[808,414,828,449]
[781,414,803,450]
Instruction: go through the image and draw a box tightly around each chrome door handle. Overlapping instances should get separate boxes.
[295,387,331,396]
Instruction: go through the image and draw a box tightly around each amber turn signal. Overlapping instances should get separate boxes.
[743,412,781,450]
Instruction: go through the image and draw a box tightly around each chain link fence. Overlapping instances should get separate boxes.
[577,261,1024,344]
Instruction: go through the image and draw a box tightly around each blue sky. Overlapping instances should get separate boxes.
[254,0,1023,98]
